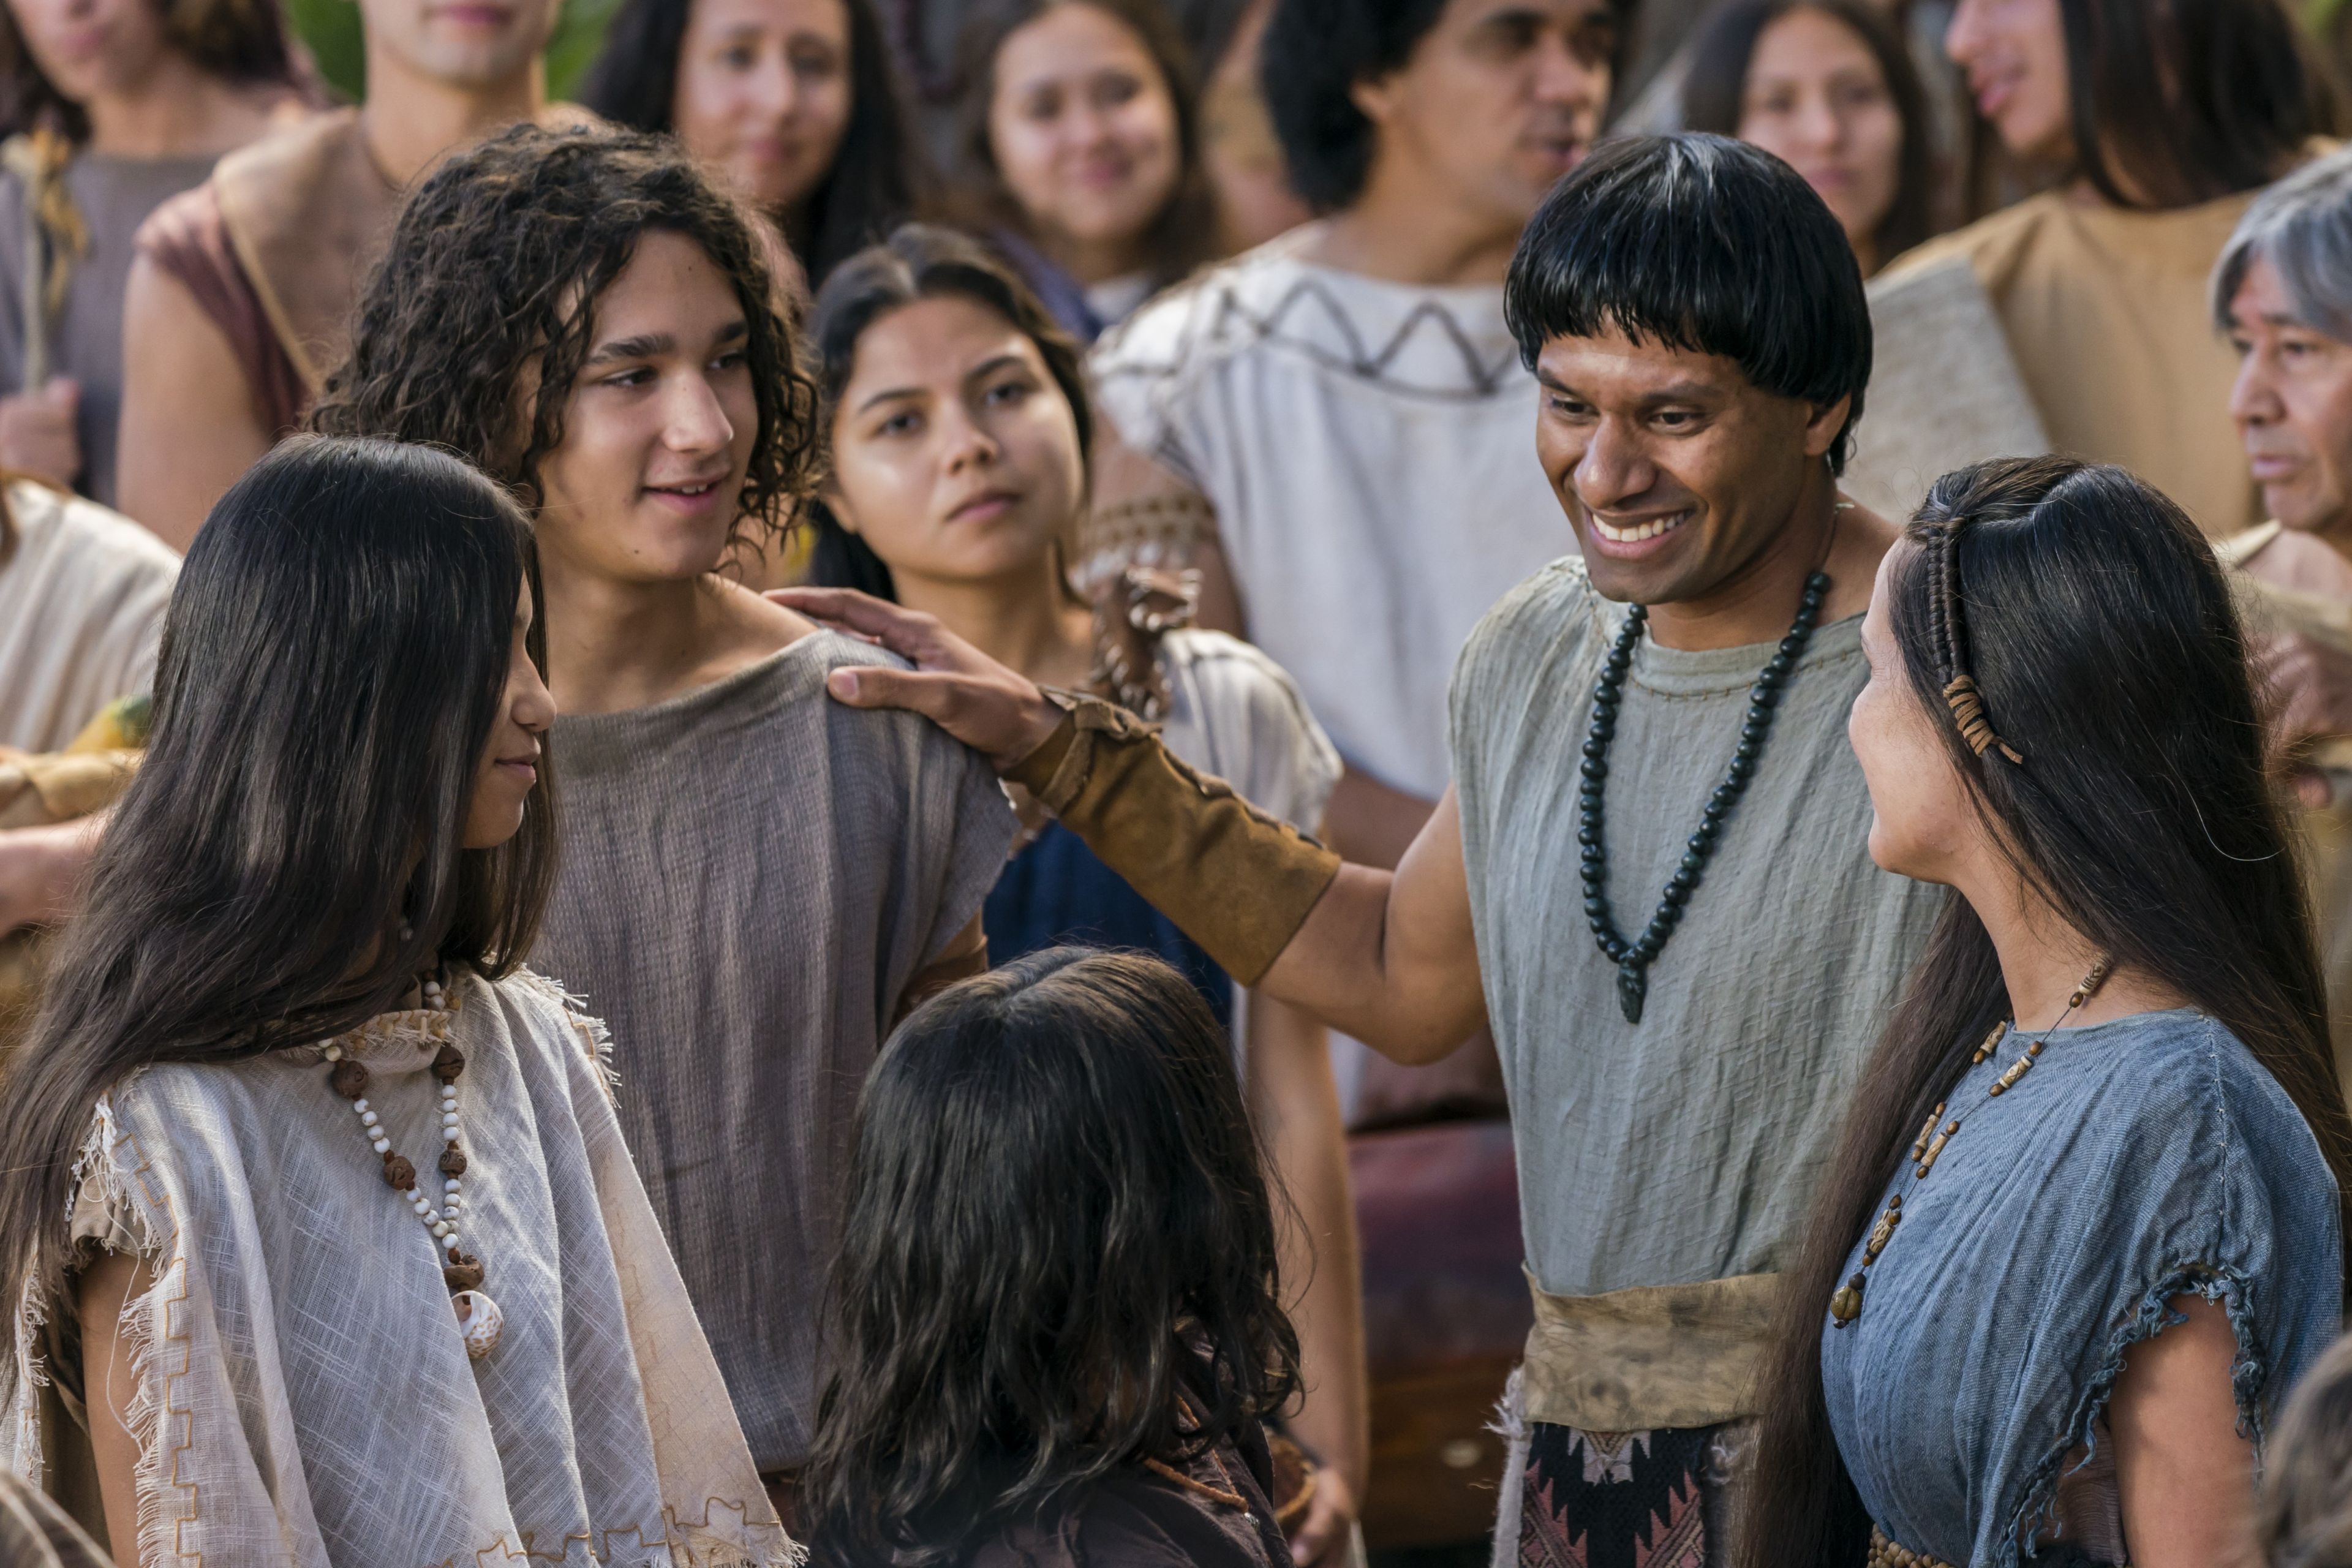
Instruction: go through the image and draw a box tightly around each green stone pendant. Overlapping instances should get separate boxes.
[1617,962,1647,1024]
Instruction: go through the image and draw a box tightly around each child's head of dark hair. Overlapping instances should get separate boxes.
[801,947,1300,1565]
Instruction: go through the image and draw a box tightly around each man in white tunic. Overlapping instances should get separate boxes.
[1087,0,1620,870]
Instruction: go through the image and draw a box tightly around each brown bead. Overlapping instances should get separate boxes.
[439,1146,468,1177]
[443,1254,486,1292]
[431,1045,466,1083]
[382,1154,417,1191]
[330,1060,369,1098]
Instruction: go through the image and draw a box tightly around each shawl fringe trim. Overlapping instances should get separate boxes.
[506,970,623,1103]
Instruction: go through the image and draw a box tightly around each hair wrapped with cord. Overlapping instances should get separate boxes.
[1924,519,2024,766]
[1741,454,2352,1568]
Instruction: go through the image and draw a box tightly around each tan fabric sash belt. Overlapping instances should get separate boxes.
[1520,1267,1783,1431]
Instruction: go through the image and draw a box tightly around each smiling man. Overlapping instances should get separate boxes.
[782,134,1943,1560]
[113,0,589,548]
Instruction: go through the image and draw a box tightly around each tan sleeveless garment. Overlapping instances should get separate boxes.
[211,102,599,402]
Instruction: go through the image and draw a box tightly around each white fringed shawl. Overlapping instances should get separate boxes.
[4,968,797,1568]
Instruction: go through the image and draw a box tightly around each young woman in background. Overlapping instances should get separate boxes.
[578,0,920,284]
[945,0,1211,341]
[1681,0,1934,277]
[1875,0,2321,537]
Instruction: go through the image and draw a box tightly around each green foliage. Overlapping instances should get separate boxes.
[281,0,624,105]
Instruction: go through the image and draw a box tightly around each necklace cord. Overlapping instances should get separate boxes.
[1829,955,2113,1327]
[1577,569,1833,1024]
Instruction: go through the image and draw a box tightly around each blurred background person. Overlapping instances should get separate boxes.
[578,0,921,286]
[1852,0,2324,537]
[2209,148,2352,1079]
[2255,1331,2352,1568]
[1184,0,1308,254]
[115,0,576,548]
[802,222,1363,1559]
[1680,0,1933,277]
[943,0,1210,342]
[0,0,307,504]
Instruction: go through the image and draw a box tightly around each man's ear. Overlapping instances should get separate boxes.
[1348,67,1405,130]
[1803,394,1855,459]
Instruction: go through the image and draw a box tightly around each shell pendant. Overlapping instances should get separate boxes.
[453,1289,503,1360]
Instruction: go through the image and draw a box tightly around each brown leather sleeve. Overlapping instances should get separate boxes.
[1006,692,1341,986]
[134,183,307,437]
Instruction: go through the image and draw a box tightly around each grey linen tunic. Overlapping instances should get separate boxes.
[1452,559,1943,1303]
[533,632,1018,1471]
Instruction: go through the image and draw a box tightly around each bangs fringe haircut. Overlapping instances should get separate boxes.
[1504,134,1872,472]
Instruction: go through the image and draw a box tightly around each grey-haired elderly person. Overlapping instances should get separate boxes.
[2215,143,2352,1068]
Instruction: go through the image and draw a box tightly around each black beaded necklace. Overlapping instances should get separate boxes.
[1577,570,1831,1024]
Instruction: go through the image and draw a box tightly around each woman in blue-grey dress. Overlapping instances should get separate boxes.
[1741,455,2352,1568]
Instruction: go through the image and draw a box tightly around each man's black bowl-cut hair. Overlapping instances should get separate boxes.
[1505,133,1873,472]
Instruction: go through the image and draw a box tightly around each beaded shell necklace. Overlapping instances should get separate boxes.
[1828,956,2113,1329]
[1577,570,1831,1024]
[321,968,501,1360]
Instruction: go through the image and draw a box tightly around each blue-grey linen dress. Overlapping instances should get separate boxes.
[1819,1009,2342,1567]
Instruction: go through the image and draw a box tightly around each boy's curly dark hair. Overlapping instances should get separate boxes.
[312,124,819,551]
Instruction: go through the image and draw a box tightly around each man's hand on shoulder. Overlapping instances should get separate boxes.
[765,588,1067,771]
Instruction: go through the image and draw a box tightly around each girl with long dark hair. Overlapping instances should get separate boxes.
[576,0,920,285]
[1742,455,2352,1568]
[1680,0,1935,276]
[941,0,1214,341]
[0,435,790,1564]
[801,947,1303,1567]
[1866,0,2325,537]
[801,221,1362,1559]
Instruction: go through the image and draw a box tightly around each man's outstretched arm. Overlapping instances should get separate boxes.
[772,587,1488,1064]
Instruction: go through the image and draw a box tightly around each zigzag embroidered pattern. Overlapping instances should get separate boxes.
[1099,273,1525,401]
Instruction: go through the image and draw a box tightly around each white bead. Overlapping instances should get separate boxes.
[370,1136,390,1154]
[431,1221,451,1239]
[351,1097,369,1114]
[443,1178,461,1194]
[323,1045,342,1062]
[440,1110,458,1127]
[360,1110,380,1128]
[442,1126,461,1143]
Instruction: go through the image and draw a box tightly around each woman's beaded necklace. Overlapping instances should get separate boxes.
[321,969,502,1360]
[1578,570,1831,1024]
[1828,956,2113,1330]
